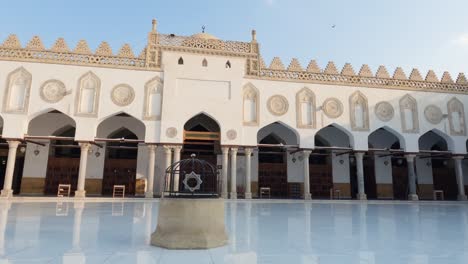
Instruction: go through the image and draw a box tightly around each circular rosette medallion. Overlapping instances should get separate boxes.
[424,105,443,124]
[322,98,343,118]
[374,101,394,122]
[267,95,289,116]
[166,127,178,138]
[226,129,237,140]
[40,80,66,103]
[111,84,135,106]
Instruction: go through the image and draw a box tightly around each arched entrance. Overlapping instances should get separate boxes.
[97,112,145,196]
[368,127,405,199]
[419,130,457,200]
[315,124,352,198]
[181,114,220,192]
[257,122,298,199]
[102,128,138,196]
[44,126,80,195]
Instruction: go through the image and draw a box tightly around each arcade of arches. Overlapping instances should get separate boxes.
[0,112,468,201]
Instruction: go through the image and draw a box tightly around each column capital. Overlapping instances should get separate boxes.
[163,145,173,152]
[405,154,417,161]
[354,152,364,158]
[6,140,21,148]
[230,147,238,154]
[78,142,91,149]
[452,155,465,160]
[221,146,229,154]
[147,144,157,152]
[302,150,312,158]
[173,145,183,151]
[244,147,253,155]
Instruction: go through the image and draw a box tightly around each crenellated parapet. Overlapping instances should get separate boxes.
[257,57,468,94]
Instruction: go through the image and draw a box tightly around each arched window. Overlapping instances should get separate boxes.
[447,97,466,136]
[225,60,231,68]
[75,71,100,117]
[143,77,163,120]
[399,94,419,133]
[349,91,369,131]
[178,57,184,65]
[202,58,208,67]
[3,67,32,114]
[296,87,315,128]
[243,83,259,126]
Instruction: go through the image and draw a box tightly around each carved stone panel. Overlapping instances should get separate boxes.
[75,71,100,117]
[143,77,163,120]
[111,84,135,106]
[296,87,315,129]
[267,95,289,116]
[2,67,32,114]
[166,127,178,138]
[424,105,443,124]
[243,83,259,126]
[349,91,369,131]
[447,97,466,136]
[226,129,237,140]
[399,94,419,133]
[40,80,67,103]
[322,98,343,119]
[374,101,394,122]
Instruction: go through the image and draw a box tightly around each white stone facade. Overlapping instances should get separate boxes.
[0,20,468,200]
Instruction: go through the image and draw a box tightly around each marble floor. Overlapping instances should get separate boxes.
[0,199,467,263]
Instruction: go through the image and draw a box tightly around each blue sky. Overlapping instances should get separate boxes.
[1,0,467,77]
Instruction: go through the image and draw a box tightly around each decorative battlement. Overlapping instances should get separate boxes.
[256,57,468,94]
[0,19,467,94]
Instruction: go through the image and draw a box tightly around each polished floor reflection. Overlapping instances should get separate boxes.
[0,200,467,263]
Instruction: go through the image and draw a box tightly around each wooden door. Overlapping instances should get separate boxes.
[102,159,137,196]
[432,160,457,200]
[44,157,80,195]
[258,162,287,198]
[309,164,333,198]
[392,158,408,200]
[363,155,377,199]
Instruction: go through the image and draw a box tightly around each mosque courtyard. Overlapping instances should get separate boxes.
[0,199,466,264]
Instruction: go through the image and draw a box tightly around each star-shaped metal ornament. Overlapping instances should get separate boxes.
[182,171,203,192]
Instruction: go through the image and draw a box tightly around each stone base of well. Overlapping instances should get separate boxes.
[151,198,228,249]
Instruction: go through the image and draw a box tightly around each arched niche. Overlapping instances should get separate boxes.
[243,83,259,126]
[2,67,32,114]
[143,77,163,121]
[399,94,419,133]
[447,97,466,136]
[75,71,100,117]
[296,87,315,129]
[349,91,369,131]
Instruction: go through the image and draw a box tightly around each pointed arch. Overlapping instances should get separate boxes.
[225,60,231,68]
[349,91,369,131]
[183,112,220,132]
[178,57,184,65]
[368,126,405,150]
[243,83,259,126]
[27,109,76,136]
[418,129,453,151]
[143,76,163,121]
[315,123,354,148]
[3,67,32,114]
[96,111,145,140]
[447,97,466,136]
[296,87,316,129]
[257,121,299,145]
[75,71,100,117]
[399,94,419,133]
[202,58,208,67]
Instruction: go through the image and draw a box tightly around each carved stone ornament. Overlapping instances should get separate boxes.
[111,84,135,106]
[40,80,67,103]
[166,127,178,138]
[374,101,394,122]
[226,129,237,140]
[424,105,443,124]
[322,98,343,118]
[267,95,289,116]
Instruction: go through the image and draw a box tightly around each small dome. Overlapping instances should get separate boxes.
[190,32,219,40]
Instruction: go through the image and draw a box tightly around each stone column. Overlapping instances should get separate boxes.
[355,152,367,200]
[406,154,419,201]
[453,156,468,201]
[172,146,182,192]
[75,143,91,198]
[163,146,173,193]
[145,145,157,198]
[221,147,229,198]
[244,148,253,199]
[303,150,312,200]
[0,140,20,198]
[230,148,238,199]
